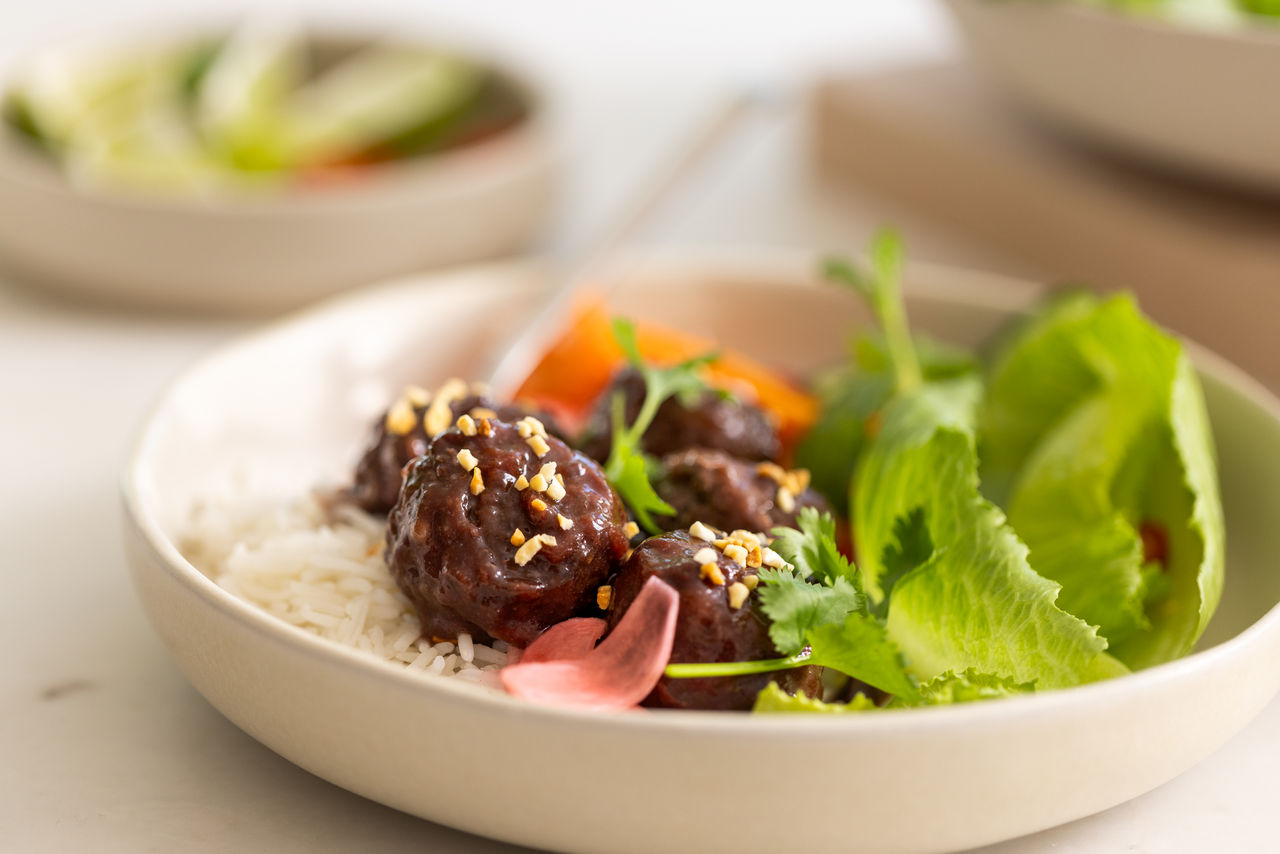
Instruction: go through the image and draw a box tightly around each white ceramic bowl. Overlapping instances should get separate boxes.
[0,33,556,313]
[122,254,1280,854]
[945,0,1280,194]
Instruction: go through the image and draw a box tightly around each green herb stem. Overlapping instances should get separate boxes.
[664,649,812,679]
[869,229,922,394]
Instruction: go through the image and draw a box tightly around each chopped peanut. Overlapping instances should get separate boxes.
[424,378,467,436]
[514,536,543,566]
[385,398,416,436]
[689,521,717,542]
[776,487,796,513]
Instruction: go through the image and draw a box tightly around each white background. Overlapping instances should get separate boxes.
[1,1,1276,852]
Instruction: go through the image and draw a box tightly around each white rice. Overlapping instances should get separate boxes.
[181,492,508,689]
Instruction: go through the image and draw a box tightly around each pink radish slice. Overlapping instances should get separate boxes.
[518,618,607,665]
[500,577,679,710]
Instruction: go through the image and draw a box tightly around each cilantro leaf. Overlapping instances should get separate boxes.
[669,510,919,701]
[751,511,923,700]
[603,318,716,534]
[822,229,921,394]
[605,408,676,534]
[611,318,716,411]
[768,507,856,586]
[755,567,863,656]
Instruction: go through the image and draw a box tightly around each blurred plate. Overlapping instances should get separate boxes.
[123,252,1280,854]
[945,0,1280,194]
[0,27,556,312]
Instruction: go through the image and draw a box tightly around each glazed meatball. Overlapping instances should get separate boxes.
[605,528,823,711]
[653,449,830,533]
[578,368,780,464]
[386,415,631,647]
[352,379,561,514]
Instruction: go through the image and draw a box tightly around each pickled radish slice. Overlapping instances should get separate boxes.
[500,578,679,710]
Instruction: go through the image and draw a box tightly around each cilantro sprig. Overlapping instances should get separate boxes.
[603,318,717,534]
[665,510,862,678]
[663,508,919,702]
[822,228,921,395]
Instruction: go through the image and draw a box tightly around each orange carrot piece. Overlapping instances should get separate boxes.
[516,301,817,447]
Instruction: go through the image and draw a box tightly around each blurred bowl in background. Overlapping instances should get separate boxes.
[0,24,557,312]
[944,0,1280,194]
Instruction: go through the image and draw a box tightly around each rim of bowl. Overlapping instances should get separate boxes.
[0,21,553,215]
[945,0,1280,47]
[121,251,1280,735]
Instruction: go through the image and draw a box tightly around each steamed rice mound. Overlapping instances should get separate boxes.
[181,492,509,686]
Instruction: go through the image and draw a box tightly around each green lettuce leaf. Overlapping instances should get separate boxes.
[807,613,921,702]
[753,683,879,714]
[854,377,1126,689]
[795,336,976,514]
[912,669,1036,705]
[980,293,1225,667]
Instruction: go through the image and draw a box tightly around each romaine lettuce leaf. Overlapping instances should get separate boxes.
[980,294,1224,667]
[912,669,1036,705]
[753,683,879,714]
[854,377,1126,689]
[806,613,921,702]
[1111,356,1225,667]
[753,668,1032,714]
[795,335,975,513]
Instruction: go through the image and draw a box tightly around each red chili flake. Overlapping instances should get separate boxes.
[1139,521,1169,567]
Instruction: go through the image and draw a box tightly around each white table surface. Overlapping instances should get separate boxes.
[2,2,1276,852]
